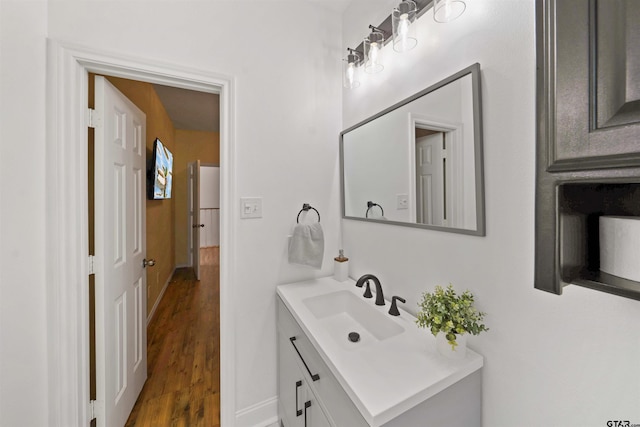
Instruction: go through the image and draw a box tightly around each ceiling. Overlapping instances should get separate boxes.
[153,83,220,132]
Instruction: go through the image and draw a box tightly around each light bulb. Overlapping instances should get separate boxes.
[434,0,466,23]
[392,1,417,53]
[399,14,409,38]
[398,14,410,49]
[370,43,379,63]
[364,28,384,73]
[343,51,360,89]
[346,63,355,85]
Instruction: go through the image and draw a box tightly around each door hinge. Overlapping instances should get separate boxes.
[88,255,96,275]
[89,399,104,421]
[89,399,97,421]
[87,108,96,129]
[87,108,101,129]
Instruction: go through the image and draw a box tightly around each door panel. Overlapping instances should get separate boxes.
[278,332,305,427]
[416,133,445,225]
[94,76,147,427]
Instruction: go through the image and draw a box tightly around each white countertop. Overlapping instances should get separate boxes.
[277,276,483,427]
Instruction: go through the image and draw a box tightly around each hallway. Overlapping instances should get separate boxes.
[125,247,220,426]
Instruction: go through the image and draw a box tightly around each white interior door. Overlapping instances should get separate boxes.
[416,133,446,226]
[94,76,147,427]
[188,160,201,280]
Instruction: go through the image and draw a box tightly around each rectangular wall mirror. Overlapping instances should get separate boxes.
[340,63,485,235]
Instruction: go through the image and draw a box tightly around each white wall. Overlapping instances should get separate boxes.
[343,109,411,221]
[343,1,640,426]
[200,165,220,210]
[0,1,50,426]
[1,1,342,425]
[200,166,220,247]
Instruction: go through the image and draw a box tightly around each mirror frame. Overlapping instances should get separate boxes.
[340,63,485,236]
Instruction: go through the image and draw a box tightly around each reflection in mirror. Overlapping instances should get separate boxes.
[340,63,484,235]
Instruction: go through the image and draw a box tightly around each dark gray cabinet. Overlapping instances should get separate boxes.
[535,0,640,300]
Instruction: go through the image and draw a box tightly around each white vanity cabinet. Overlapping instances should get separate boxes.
[277,278,484,427]
[278,297,369,427]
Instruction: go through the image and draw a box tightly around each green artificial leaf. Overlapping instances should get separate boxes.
[415,284,489,350]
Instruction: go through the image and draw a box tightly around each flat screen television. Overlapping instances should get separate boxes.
[148,138,173,200]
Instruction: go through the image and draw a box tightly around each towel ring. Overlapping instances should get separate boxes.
[366,201,384,218]
[297,203,321,223]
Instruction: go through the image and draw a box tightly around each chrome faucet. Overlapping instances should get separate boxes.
[355,274,385,306]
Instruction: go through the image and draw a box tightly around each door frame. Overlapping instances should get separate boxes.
[45,39,236,426]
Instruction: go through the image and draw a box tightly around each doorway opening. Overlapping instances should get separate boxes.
[45,41,235,427]
[189,162,221,281]
[88,74,221,426]
[411,118,465,229]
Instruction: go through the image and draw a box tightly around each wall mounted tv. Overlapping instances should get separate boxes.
[148,138,173,200]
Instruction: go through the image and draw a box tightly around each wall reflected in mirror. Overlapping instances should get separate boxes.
[340,63,485,235]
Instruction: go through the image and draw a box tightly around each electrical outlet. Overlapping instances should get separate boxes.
[397,194,409,210]
[240,197,263,219]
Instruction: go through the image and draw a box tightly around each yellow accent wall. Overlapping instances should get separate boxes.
[173,130,220,266]
[105,76,176,318]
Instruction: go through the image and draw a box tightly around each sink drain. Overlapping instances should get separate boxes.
[348,332,360,343]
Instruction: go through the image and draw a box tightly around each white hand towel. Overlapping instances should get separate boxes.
[370,213,388,220]
[288,222,324,269]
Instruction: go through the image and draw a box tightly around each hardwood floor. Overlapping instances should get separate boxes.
[125,247,220,427]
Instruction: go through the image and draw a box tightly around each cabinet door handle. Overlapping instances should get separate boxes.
[304,400,311,427]
[289,337,320,381]
[295,380,303,416]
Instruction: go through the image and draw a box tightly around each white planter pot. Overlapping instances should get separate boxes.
[436,332,467,359]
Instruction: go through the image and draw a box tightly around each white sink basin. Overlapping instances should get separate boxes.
[302,290,404,348]
[277,277,484,427]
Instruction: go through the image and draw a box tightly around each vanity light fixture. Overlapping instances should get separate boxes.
[392,0,418,52]
[342,0,469,88]
[364,25,385,74]
[343,48,361,89]
[433,0,466,23]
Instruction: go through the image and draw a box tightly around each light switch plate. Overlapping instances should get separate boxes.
[240,197,263,219]
[397,194,409,210]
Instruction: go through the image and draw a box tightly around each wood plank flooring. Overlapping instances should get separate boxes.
[125,247,220,427]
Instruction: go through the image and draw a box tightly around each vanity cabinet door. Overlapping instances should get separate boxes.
[278,331,305,427]
[279,330,332,427]
[277,297,369,427]
[304,398,331,427]
[541,0,640,171]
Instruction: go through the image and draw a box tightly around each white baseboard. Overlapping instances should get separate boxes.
[174,263,190,269]
[235,396,279,427]
[146,267,176,325]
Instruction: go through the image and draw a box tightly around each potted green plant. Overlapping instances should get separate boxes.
[416,284,488,358]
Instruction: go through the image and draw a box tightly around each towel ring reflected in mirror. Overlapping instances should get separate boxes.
[297,203,321,223]
[365,201,384,218]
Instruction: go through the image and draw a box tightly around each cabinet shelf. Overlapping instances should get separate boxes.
[573,271,640,301]
[553,182,640,300]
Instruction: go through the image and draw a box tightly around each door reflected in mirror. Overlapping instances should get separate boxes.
[341,63,484,235]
